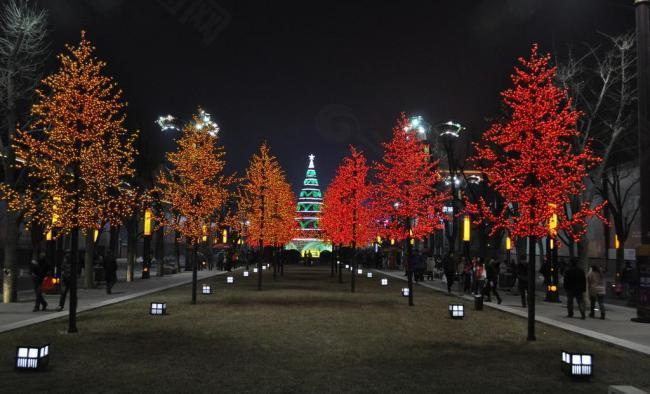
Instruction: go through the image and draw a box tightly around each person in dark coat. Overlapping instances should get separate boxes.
[563,259,587,319]
[103,251,118,294]
[517,258,528,308]
[484,259,502,304]
[30,253,48,312]
[442,252,456,294]
[57,251,72,311]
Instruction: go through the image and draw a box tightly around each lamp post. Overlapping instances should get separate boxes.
[546,204,560,302]
[142,208,152,279]
[435,121,465,255]
[406,116,435,251]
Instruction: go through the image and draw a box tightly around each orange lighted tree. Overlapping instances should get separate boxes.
[321,146,375,291]
[9,32,137,333]
[155,108,233,304]
[238,143,295,288]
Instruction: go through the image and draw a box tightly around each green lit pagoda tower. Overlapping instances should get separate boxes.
[286,154,331,257]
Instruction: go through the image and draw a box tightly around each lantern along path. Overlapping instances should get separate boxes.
[0,268,226,334]
[377,269,650,356]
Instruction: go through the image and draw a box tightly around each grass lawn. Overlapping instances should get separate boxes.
[1,264,649,393]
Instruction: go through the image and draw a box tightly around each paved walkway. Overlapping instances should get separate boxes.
[0,269,225,333]
[378,269,650,356]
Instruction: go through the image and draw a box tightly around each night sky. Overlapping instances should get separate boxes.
[37,0,633,191]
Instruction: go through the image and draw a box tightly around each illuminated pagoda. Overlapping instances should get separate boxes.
[286,154,331,257]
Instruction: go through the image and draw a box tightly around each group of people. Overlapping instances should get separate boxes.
[30,250,118,313]
[397,249,616,321]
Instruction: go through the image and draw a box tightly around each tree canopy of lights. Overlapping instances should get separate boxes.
[373,113,446,242]
[7,31,137,235]
[321,146,376,247]
[465,44,605,242]
[154,108,233,244]
[238,143,296,248]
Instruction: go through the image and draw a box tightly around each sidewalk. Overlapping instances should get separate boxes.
[377,269,650,356]
[0,269,225,334]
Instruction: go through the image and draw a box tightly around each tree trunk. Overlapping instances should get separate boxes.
[155,225,164,277]
[191,243,197,304]
[84,230,94,288]
[174,231,181,274]
[351,245,356,293]
[126,215,137,282]
[2,211,20,303]
[527,235,536,341]
[184,237,191,271]
[109,224,120,256]
[616,244,625,275]
[338,244,343,284]
[2,82,19,303]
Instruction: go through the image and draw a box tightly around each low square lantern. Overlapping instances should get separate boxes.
[150,302,167,315]
[253,268,259,273]
[345,264,349,269]
[448,304,464,319]
[226,276,234,284]
[561,351,593,379]
[367,272,373,278]
[15,344,49,370]
[262,265,267,270]
[243,271,250,277]
[202,284,212,295]
[357,269,363,275]
[381,278,388,286]
[401,287,410,297]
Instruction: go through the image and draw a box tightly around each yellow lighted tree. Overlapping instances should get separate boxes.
[154,108,233,304]
[8,31,137,333]
[238,143,296,287]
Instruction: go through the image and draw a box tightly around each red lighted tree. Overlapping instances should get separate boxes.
[373,113,446,305]
[466,45,604,341]
[321,146,375,291]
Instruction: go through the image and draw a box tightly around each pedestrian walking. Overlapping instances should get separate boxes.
[517,258,528,307]
[426,255,435,281]
[485,259,502,304]
[57,251,72,311]
[621,261,636,305]
[563,259,587,319]
[587,265,606,319]
[30,253,48,312]
[103,251,118,294]
[462,258,472,294]
[475,260,486,296]
[442,252,456,294]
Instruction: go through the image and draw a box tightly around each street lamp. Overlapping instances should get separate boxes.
[142,208,152,279]
[547,204,560,302]
[435,120,466,256]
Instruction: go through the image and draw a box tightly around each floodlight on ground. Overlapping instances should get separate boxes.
[357,269,363,275]
[15,345,49,370]
[381,278,388,286]
[345,264,349,269]
[226,276,234,284]
[202,284,212,295]
[561,351,593,379]
[449,304,464,319]
[401,288,410,297]
[253,268,258,273]
[150,302,167,315]
[367,272,373,278]
[243,271,249,277]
